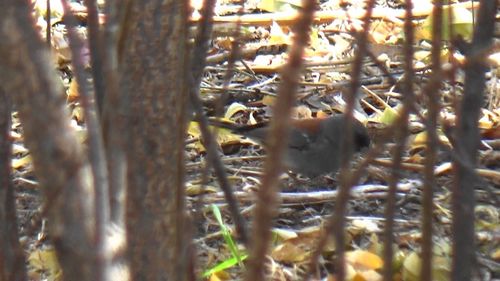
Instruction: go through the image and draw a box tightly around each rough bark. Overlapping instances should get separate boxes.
[452,0,497,280]
[0,2,97,281]
[119,1,190,280]
[0,89,27,281]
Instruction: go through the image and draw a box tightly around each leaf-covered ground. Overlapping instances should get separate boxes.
[12,0,500,280]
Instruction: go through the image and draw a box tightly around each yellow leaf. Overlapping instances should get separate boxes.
[345,263,357,280]
[187,121,202,138]
[262,95,276,106]
[258,0,301,12]
[346,250,383,270]
[28,249,62,281]
[224,102,248,120]
[67,79,80,102]
[478,110,496,129]
[414,50,431,63]
[402,252,421,281]
[415,5,474,41]
[410,130,451,153]
[352,273,367,281]
[32,0,64,19]
[282,0,302,8]
[186,184,218,196]
[402,247,450,281]
[377,106,399,125]
[209,270,230,281]
[491,248,500,260]
[217,127,257,147]
[12,155,32,169]
[269,21,291,45]
[258,0,278,12]
[309,28,320,50]
[353,270,382,281]
[351,219,380,233]
[72,106,85,123]
[187,121,256,153]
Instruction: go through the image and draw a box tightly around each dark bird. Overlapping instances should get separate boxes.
[213,114,371,177]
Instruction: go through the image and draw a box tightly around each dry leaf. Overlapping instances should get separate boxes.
[346,250,383,271]
[258,0,301,12]
[12,155,32,169]
[272,228,298,240]
[28,248,62,281]
[416,5,474,41]
[186,184,218,196]
[224,102,248,120]
[269,21,291,45]
[67,79,79,102]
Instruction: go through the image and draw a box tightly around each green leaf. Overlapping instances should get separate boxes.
[202,255,248,278]
[211,205,245,266]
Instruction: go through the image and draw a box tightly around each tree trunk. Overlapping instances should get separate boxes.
[119,1,190,280]
[0,2,97,281]
[0,89,27,281]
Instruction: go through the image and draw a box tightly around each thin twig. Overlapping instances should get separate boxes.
[189,0,250,245]
[382,0,415,280]
[243,0,317,280]
[420,1,444,279]
[60,2,110,281]
[452,1,497,280]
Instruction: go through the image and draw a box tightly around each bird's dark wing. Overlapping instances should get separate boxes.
[287,130,315,150]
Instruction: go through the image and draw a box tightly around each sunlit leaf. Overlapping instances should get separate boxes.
[346,250,383,270]
[272,228,298,240]
[309,28,320,50]
[28,248,62,281]
[72,106,84,123]
[12,144,28,154]
[262,95,276,106]
[12,155,32,169]
[351,219,381,234]
[203,255,248,278]
[186,184,218,196]
[402,252,420,281]
[224,102,248,120]
[491,248,500,260]
[415,5,474,41]
[32,0,64,19]
[410,130,450,153]
[248,112,258,125]
[378,106,399,125]
[402,248,451,281]
[272,242,309,262]
[257,0,301,12]
[352,270,382,281]
[188,121,254,152]
[67,79,80,102]
[269,21,291,45]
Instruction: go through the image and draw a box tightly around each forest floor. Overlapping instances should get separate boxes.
[12,0,500,280]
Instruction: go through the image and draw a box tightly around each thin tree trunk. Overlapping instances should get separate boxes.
[452,1,497,280]
[119,1,190,280]
[0,89,27,281]
[0,2,98,281]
